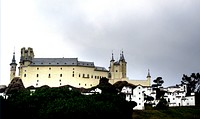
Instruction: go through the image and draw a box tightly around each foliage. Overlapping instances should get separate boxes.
[152,77,164,88]
[132,106,200,119]
[3,86,134,119]
[181,73,200,94]
[155,97,169,110]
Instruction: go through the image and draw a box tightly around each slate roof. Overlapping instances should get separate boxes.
[29,58,108,71]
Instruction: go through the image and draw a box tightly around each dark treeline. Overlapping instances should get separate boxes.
[1,85,135,119]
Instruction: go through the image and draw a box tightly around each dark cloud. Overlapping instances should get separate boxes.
[35,0,200,86]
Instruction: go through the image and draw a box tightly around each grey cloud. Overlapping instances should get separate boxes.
[35,0,200,86]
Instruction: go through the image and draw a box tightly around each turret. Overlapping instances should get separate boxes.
[19,47,34,66]
[10,52,17,81]
[119,50,127,78]
[146,69,151,86]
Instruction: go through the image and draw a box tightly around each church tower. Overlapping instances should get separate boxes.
[10,52,17,81]
[146,69,151,86]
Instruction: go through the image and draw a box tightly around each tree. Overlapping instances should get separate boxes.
[181,73,200,94]
[155,97,169,110]
[152,77,165,100]
[152,77,164,88]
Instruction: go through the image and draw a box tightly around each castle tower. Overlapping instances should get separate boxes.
[19,47,34,77]
[109,51,127,80]
[10,52,17,81]
[119,51,127,78]
[19,47,34,66]
[108,52,115,78]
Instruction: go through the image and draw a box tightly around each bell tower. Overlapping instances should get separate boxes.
[10,52,17,81]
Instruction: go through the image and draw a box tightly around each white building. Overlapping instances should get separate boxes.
[121,85,145,110]
[163,84,195,107]
[121,84,195,110]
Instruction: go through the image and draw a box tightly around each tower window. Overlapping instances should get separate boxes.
[37,80,39,82]
[49,68,51,70]
[72,74,74,77]
[24,74,26,77]
[60,74,62,77]
[37,68,39,70]
[37,74,39,77]
[116,70,118,72]
[60,68,62,70]
[48,74,51,78]
[79,74,81,77]
[91,75,93,78]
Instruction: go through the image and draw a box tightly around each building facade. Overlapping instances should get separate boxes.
[10,47,151,88]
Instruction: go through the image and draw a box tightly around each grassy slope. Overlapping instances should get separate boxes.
[132,106,200,119]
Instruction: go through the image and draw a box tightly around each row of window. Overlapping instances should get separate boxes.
[35,82,92,87]
[35,67,75,70]
[24,73,104,79]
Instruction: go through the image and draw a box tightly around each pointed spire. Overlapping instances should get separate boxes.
[12,52,16,63]
[10,51,17,65]
[147,69,151,78]
[110,50,115,62]
[120,50,125,61]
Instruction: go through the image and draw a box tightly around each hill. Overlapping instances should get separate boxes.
[132,106,200,119]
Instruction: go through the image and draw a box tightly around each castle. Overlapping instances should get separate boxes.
[10,47,151,88]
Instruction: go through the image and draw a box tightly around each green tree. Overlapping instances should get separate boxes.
[181,73,200,94]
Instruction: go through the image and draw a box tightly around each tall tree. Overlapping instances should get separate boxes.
[181,73,200,94]
[152,77,165,100]
[152,77,164,88]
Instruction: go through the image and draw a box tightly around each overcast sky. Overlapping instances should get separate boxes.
[1,0,200,87]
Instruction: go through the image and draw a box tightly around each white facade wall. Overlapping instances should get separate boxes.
[121,85,145,110]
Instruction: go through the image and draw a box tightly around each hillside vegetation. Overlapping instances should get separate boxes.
[132,106,200,119]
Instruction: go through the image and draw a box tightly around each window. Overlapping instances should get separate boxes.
[37,80,39,82]
[36,74,39,77]
[139,98,141,100]
[60,68,62,70]
[72,74,74,77]
[85,84,86,86]
[48,74,51,78]
[59,79,61,82]
[116,70,118,72]
[95,76,96,79]
[49,68,51,70]
[79,83,81,85]
[79,74,81,77]
[83,74,85,78]
[60,83,62,85]
[91,75,93,78]
[37,68,39,70]
[24,70,26,72]
[87,74,89,78]
[24,74,26,77]
[36,83,38,86]
[60,74,62,77]
[90,84,92,86]
[73,68,75,70]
